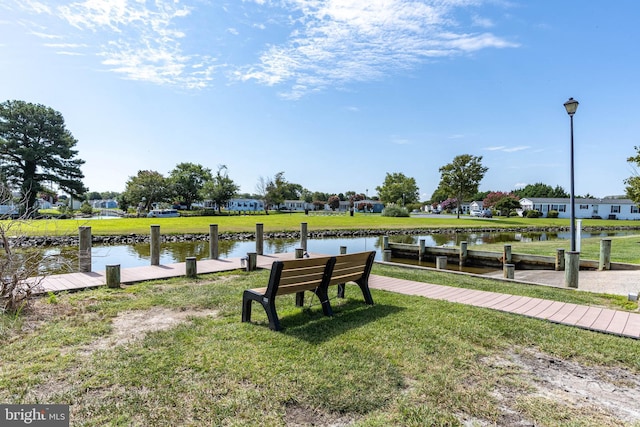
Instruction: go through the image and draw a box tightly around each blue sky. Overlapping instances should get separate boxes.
[1,0,639,201]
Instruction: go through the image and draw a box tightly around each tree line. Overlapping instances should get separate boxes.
[3,99,640,218]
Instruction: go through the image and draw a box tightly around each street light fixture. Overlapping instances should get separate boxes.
[564,97,579,252]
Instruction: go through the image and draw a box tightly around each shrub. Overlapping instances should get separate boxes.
[80,202,94,215]
[382,205,409,217]
[526,209,542,218]
[547,210,559,218]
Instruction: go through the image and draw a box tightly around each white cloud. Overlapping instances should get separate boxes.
[238,0,519,98]
[503,145,530,153]
[12,0,518,95]
[472,15,494,28]
[392,137,411,145]
[486,145,530,152]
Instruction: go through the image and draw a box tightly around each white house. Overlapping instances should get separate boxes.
[470,201,484,211]
[282,200,315,211]
[227,198,264,212]
[519,197,640,220]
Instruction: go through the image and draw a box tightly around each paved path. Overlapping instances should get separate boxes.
[368,275,640,340]
[31,254,640,340]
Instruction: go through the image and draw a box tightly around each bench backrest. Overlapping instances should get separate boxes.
[267,256,335,298]
[328,251,376,286]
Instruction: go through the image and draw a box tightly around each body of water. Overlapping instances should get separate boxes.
[36,229,635,275]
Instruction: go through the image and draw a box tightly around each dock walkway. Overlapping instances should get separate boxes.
[31,255,640,340]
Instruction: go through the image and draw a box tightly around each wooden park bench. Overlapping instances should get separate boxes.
[241,251,376,331]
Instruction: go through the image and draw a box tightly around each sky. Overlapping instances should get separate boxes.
[1,0,639,202]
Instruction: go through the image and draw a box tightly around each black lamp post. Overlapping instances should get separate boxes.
[564,97,579,252]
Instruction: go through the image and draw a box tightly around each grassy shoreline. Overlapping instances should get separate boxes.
[10,212,640,236]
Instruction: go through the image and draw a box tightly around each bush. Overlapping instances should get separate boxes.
[80,202,94,215]
[547,210,559,218]
[526,209,542,218]
[381,205,409,217]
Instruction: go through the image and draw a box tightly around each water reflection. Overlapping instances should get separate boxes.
[31,229,638,275]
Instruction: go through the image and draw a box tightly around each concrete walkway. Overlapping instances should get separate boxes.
[31,254,640,340]
[484,269,640,297]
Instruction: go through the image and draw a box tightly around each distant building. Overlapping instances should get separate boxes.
[227,198,264,212]
[519,197,640,220]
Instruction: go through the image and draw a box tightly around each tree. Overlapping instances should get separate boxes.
[482,191,519,209]
[86,191,102,201]
[437,154,488,219]
[259,172,302,210]
[201,165,239,213]
[513,182,569,198]
[376,172,419,205]
[625,146,640,204]
[169,162,212,210]
[0,100,86,216]
[123,170,171,211]
[494,196,522,216]
[328,195,340,211]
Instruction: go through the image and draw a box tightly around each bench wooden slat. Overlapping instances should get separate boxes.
[241,251,376,331]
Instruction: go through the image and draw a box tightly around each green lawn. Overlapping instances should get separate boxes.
[2,266,639,426]
[479,233,640,264]
[8,212,640,236]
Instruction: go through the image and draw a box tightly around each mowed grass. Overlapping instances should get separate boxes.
[8,212,640,236]
[2,266,639,426]
[480,233,640,264]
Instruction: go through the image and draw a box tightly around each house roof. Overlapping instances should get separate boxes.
[521,197,637,205]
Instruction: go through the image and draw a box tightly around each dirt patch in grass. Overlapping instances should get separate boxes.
[482,348,640,426]
[284,404,357,427]
[78,306,219,355]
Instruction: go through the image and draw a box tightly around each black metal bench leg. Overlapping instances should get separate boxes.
[337,283,345,298]
[295,291,305,307]
[357,279,374,305]
[262,299,281,331]
[314,288,333,317]
[241,292,253,323]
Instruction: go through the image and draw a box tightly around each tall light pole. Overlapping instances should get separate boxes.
[564,97,579,252]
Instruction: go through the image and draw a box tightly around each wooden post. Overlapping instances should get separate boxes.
[459,241,468,267]
[503,244,512,264]
[300,222,308,251]
[150,225,160,266]
[565,251,579,288]
[555,248,565,271]
[337,246,347,298]
[78,226,92,273]
[504,264,515,279]
[247,252,257,272]
[209,224,219,260]
[419,239,425,261]
[436,256,448,270]
[383,235,389,250]
[186,257,197,278]
[256,223,264,255]
[599,239,611,271]
[106,264,120,288]
[295,248,305,306]
[383,250,392,262]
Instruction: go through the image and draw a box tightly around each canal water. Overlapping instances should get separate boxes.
[35,229,634,275]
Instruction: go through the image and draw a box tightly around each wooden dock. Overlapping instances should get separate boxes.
[30,254,640,340]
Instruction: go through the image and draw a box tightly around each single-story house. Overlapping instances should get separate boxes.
[282,200,315,211]
[519,197,640,220]
[227,199,264,212]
